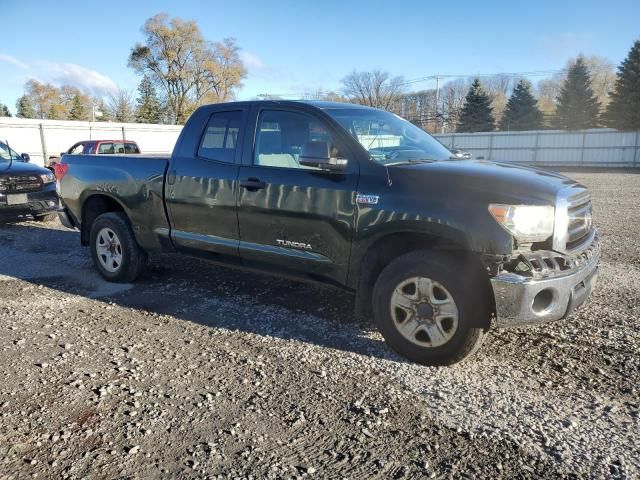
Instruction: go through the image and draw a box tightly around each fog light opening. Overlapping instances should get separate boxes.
[532,289,554,314]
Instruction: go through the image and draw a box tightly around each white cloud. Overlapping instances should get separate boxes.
[0,53,29,69]
[240,51,266,71]
[36,61,118,95]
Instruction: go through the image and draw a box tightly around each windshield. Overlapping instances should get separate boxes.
[324,108,452,165]
[0,142,22,164]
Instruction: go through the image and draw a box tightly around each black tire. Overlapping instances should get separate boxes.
[372,250,489,366]
[89,212,147,283]
[33,213,57,222]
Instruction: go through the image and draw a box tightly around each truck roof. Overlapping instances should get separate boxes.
[74,140,140,144]
[200,99,377,111]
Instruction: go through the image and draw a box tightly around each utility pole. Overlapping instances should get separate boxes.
[434,75,440,133]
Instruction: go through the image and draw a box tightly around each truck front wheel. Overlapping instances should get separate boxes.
[372,251,488,366]
[89,212,147,283]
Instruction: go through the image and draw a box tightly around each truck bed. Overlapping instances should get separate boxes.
[59,154,172,252]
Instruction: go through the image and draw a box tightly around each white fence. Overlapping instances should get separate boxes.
[2,118,639,168]
[0,118,183,167]
[434,129,640,167]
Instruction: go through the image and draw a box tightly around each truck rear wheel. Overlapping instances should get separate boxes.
[89,212,147,283]
[372,251,488,366]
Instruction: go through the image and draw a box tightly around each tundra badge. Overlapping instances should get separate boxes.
[276,239,312,250]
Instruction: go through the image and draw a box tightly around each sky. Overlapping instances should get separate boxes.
[0,0,638,112]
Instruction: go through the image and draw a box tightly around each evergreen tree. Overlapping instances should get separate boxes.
[135,75,162,124]
[605,40,640,130]
[68,94,87,120]
[16,95,37,118]
[95,100,111,122]
[499,80,542,131]
[0,103,11,117]
[456,79,495,132]
[553,56,600,130]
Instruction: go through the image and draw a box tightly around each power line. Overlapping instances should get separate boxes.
[258,65,615,99]
[401,65,615,86]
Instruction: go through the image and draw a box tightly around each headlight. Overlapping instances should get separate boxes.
[488,204,554,243]
[40,172,55,184]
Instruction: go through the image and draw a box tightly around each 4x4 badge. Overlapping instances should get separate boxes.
[356,193,380,205]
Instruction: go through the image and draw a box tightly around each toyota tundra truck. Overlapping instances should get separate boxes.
[56,101,599,365]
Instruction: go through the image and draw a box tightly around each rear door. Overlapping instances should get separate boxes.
[165,105,247,261]
[236,105,359,285]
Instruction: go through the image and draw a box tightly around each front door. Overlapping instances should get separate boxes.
[166,107,247,261]
[237,106,359,285]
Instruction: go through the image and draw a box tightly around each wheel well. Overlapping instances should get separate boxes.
[81,195,125,245]
[355,232,494,326]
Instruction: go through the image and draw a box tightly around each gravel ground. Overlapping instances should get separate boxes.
[0,170,638,479]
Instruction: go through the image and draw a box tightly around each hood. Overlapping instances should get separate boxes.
[0,160,51,175]
[388,159,583,205]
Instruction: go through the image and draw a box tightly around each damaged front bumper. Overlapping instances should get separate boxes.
[491,233,600,327]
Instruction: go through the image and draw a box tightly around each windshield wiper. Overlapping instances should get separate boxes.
[385,159,439,166]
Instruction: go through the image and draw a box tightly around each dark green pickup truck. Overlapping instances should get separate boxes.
[57,100,599,365]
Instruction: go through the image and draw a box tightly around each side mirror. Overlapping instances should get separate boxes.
[21,153,30,162]
[450,149,472,160]
[299,141,347,172]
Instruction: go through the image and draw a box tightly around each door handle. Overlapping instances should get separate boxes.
[167,170,176,185]
[240,177,266,191]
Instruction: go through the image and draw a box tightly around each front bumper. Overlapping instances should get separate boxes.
[491,234,600,327]
[0,188,58,219]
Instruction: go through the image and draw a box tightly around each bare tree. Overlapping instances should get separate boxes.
[341,70,405,110]
[108,89,136,123]
[397,90,437,131]
[129,14,247,124]
[439,78,472,132]
[483,74,522,125]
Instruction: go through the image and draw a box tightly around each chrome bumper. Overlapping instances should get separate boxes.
[491,235,600,327]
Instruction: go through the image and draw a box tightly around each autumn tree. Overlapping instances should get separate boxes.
[24,80,60,119]
[16,95,36,118]
[605,40,640,130]
[135,75,162,124]
[128,14,247,124]
[499,80,543,131]
[341,70,406,110]
[456,79,495,132]
[553,56,600,130]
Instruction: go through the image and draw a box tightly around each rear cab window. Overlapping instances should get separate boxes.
[98,143,114,154]
[197,111,242,163]
[125,143,140,154]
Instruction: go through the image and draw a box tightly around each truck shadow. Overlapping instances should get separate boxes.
[0,221,395,362]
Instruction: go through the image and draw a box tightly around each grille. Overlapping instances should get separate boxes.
[509,234,599,278]
[566,190,593,250]
[0,175,42,194]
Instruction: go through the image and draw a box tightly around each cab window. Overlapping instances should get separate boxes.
[197,110,242,163]
[98,143,114,154]
[125,143,140,154]
[254,110,335,169]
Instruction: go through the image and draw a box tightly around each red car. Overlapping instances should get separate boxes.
[47,140,141,170]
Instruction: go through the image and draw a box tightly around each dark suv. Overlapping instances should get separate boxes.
[0,141,58,222]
